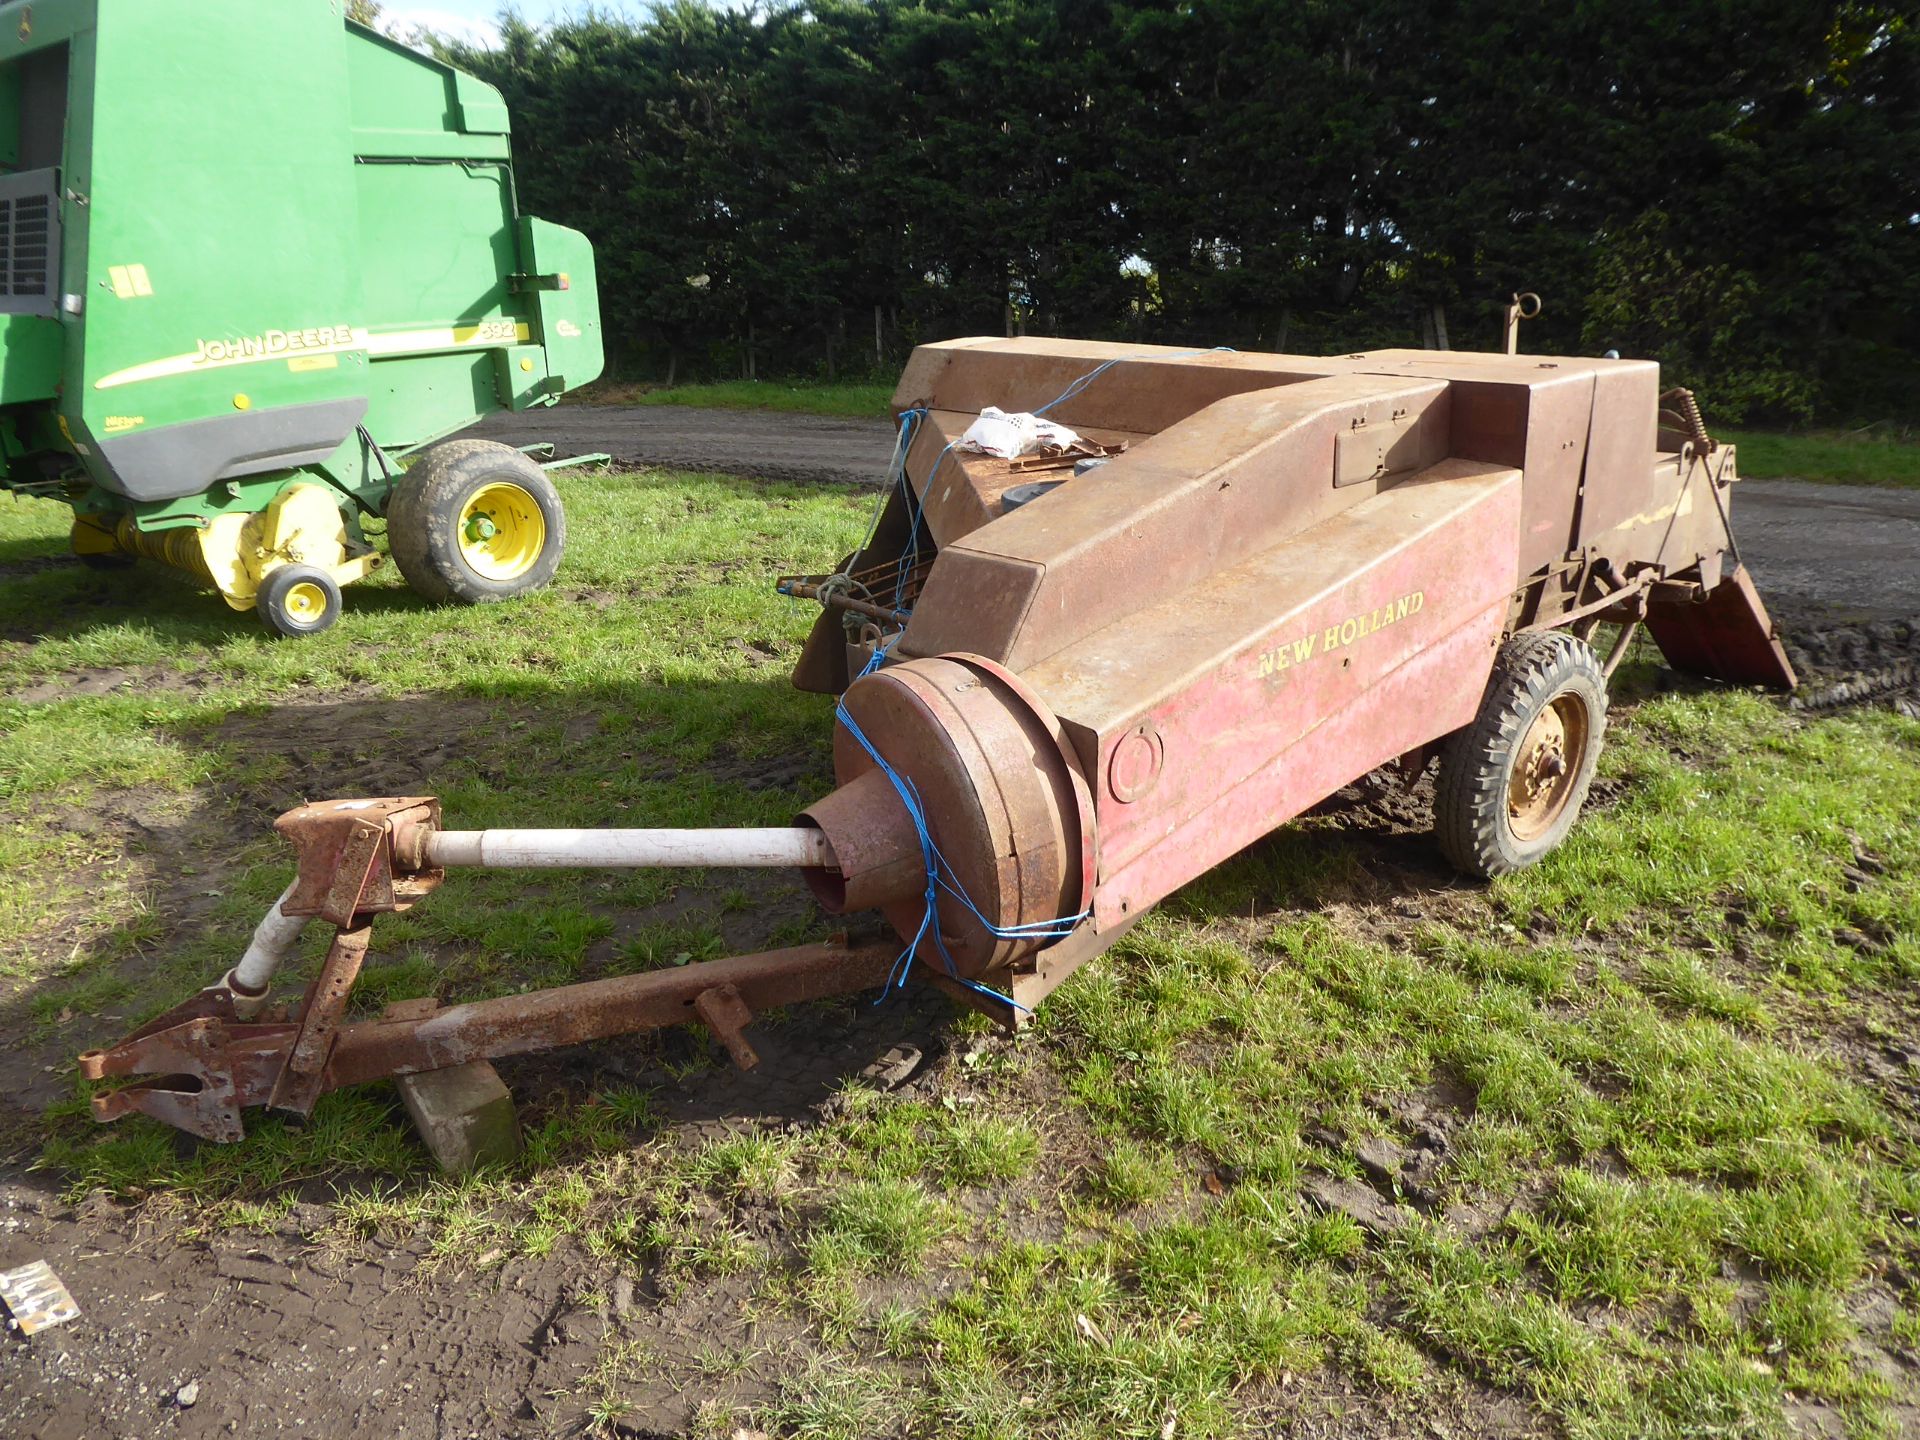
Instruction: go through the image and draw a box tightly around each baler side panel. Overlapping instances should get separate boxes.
[1348,352,1662,576]
[902,376,1453,671]
[346,25,511,159]
[1575,365,1662,545]
[1042,466,1523,923]
[517,217,604,396]
[1580,450,1728,582]
[75,0,369,501]
[350,157,523,450]
[1093,602,1508,927]
[345,29,599,447]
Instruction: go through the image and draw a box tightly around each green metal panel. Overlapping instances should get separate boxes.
[0,315,60,404]
[73,0,368,499]
[520,218,605,396]
[0,0,600,537]
[353,157,521,448]
[347,25,511,160]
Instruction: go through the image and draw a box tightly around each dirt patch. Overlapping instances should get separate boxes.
[4,664,216,705]
[1782,616,1920,717]
[204,688,512,808]
[0,967,967,1439]
[0,1174,813,1440]
[0,554,79,584]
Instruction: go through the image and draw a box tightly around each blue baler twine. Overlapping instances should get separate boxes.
[835,661,1084,1012]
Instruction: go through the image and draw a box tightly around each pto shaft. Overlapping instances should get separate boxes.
[420,827,835,870]
[213,822,839,1015]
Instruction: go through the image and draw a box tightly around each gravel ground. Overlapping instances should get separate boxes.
[472,403,895,487]
[1733,479,1920,621]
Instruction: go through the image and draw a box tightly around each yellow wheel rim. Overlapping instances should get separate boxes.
[284,580,330,621]
[457,482,546,582]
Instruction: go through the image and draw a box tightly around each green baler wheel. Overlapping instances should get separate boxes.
[387,439,566,604]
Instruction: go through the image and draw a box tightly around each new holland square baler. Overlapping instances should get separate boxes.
[81,338,1798,1161]
[0,0,601,635]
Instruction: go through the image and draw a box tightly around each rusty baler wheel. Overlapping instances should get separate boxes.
[1434,631,1608,878]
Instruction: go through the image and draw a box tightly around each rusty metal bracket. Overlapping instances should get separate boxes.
[82,935,900,1144]
[693,983,760,1070]
[275,797,442,925]
[1526,571,1651,636]
[267,922,372,1116]
[79,1018,245,1143]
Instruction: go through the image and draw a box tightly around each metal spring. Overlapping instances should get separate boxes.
[1658,387,1715,454]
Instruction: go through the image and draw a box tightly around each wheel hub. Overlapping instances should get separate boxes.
[456,482,546,581]
[1507,694,1588,842]
[284,580,328,620]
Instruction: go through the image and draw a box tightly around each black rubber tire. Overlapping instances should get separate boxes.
[1434,631,1609,877]
[256,564,343,639]
[386,439,565,604]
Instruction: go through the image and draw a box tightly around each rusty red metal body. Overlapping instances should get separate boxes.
[81,339,1798,1147]
[1644,561,1797,688]
[785,338,1798,1017]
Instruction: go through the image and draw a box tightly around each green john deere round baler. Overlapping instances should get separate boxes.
[0,0,602,634]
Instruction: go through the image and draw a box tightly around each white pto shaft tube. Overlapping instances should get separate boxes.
[218,880,308,1019]
[421,827,837,871]
[210,833,834,1016]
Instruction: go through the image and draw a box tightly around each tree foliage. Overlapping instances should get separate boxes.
[452,0,1920,420]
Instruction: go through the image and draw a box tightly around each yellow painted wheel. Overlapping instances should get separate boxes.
[257,563,342,638]
[284,581,329,621]
[387,440,567,604]
[457,482,547,582]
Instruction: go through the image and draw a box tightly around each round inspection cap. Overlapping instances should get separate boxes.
[1000,480,1064,513]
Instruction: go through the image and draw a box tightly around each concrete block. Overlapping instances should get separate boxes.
[396,1060,522,1174]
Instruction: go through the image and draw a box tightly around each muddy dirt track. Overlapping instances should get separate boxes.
[475,404,896,488]
[476,405,1920,621]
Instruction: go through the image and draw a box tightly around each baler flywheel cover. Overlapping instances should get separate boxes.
[804,653,1093,980]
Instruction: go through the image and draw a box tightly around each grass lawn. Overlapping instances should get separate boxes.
[2,470,1918,1438]
[1725,429,1920,489]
